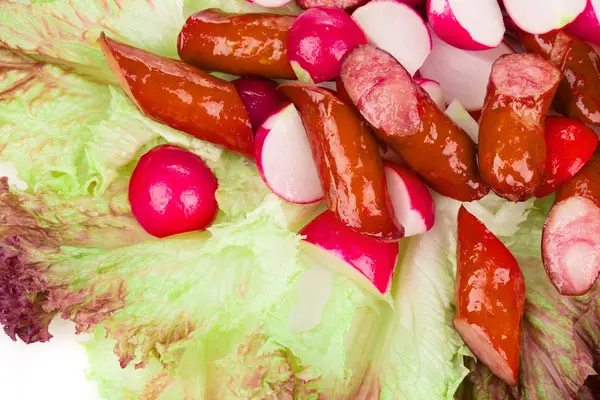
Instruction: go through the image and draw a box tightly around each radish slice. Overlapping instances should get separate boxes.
[569,0,600,45]
[245,0,293,7]
[300,210,399,296]
[445,99,479,144]
[384,163,435,237]
[255,103,324,204]
[419,25,513,111]
[428,0,505,50]
[414,77,445,108]
[352,0,431,76]
[233,77,286,132]
[542,196,600,295]
[504,0,586,34]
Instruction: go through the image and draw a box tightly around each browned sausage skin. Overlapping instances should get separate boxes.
[340,44,489,202]
[478,53,561,202]
[518,30,600,126]
[178,9,296,79]
[278,83,404,241]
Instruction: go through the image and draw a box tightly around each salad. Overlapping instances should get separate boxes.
[0,0,599,399]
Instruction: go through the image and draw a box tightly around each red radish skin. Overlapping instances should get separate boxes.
[455,206,526,386]
[542,151,600,296]
[568,0,600,45]
[129,145,219,238]
[414,78,444,109]
[232,77,287,132]
[300,210,399,296]
[99,34,254,159]
[296,0,371,12]
[352,0,431,76]
[419,25,513,111]
[427,0,505,50]
[255,103,324,204]
[535,116,599,198]
[384,163,435,237]
[504,0,586,35]
[288,7,367,84]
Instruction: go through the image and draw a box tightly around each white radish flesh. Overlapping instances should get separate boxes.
[415,77,445,109]
[255,103,324,204]
[352,0,431,76]
[568,0,600,45]
[419,25,513,111]
[245,0,293,7]
[445,99,479,144]
[384,163,435,237]
[504,0,586,35]
[428,0,505,50]
[300,210,399,296]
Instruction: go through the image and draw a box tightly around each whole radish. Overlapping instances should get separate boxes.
[233,77,286,132]
[129,145,218,238]
[288,7,367,84]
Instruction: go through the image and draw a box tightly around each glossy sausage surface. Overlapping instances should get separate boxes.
[478,53,561,201]
[278,83,403,241]
[455,206,525,386]
[340,44,489,202]
[519,30,600,126]
[100,34,254,158]
[178,9,296,79]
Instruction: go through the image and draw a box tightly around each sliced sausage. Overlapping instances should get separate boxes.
[478,53,561,201]
[278,83,403,241]
[340,44,489,202]
[177,9,296,79]
[99,33,254,159]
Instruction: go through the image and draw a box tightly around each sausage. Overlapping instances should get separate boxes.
[518,30,600,126]
[542,151,600,295]
[454,206,525,386]
[99,34,254,159]
[278,83,403,241]
[340,44,489,202]
[478,53,561,201]
[296,0,370,12]
[177,9,296,79]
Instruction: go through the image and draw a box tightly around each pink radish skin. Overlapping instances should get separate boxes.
[288,7,368,84]
[419,25,513,111]
[246,0,293,7]
[427,0,505,50]
[300,210,399,296]
[568,0,600,45]
[504,0,586,35]
[233,77,286,132]
[384,163,435,237]
[414,77,445,108]
[352,0,431,76]
[129,145,218,238]
[255,103,324,204]
[445,99,479,144]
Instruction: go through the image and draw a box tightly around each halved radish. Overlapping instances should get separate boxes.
[428,0,505,50]
[568,0,600,45]
[232,77,286,132]
[419,25,513,111]
[300,210,399,296]
[504,0,586,34]
[352,0,431,76]
[445,99,479,143]
[255,103,324,204]
[414,77,445,108]
[245,0,293,7]
[384,163,435,237]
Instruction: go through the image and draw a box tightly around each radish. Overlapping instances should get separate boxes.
[129,145,218,238]
[568,0,600,45]
[245,0,293,7]
[296,0,371,12]
[414,77,445,109]
[504,0,586,35]
[232,77,286,132]
[427,0,505,50]
[255,103,324,204]
[352,0,431,76]
[419,25,513,111]
[288,7,368,84]
[445,99,479,144]
[384,163,435,237]
[300,210,399,296]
